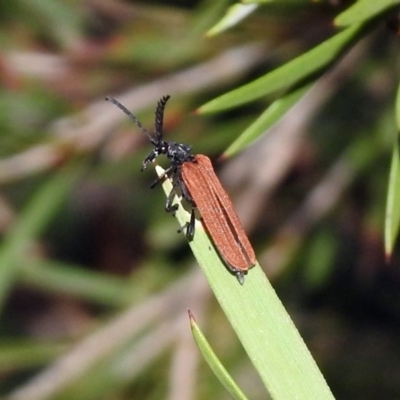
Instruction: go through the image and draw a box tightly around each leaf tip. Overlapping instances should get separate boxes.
[188,308,196,324]
[217,153,228,163]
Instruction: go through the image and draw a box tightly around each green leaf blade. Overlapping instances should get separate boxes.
[384,143,400,259]
[384,82,400,258]
[335,0,400,27]
[156,165,334,400]
[189,310,249,400]
[223,83,313,157]
[207,4,258,37]
[198,23,365,114]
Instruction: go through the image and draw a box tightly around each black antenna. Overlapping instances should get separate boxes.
[154,95,170,140]
[105,96,156,144]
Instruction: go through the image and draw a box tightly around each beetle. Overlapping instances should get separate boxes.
[106,95,256,283]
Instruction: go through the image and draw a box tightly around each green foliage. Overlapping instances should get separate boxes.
[0,1,399,399]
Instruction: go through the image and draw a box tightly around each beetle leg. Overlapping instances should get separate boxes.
[150,165,175,189]
[177,208,196,241]
[178,175,195,207]
[165,182,179,214]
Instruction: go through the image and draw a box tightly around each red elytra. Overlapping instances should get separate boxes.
[181,154,256,279]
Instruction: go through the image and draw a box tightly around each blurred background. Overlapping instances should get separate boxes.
[0,0,399,399]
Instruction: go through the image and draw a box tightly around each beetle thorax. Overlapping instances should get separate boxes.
[165,141,193,165]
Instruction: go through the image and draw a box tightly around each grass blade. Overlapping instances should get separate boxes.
[189,310,248,400]
[223,82,313,157]
[335,0,400,27]
[156,165,334,400]
[198,23,365,113]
